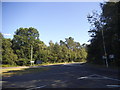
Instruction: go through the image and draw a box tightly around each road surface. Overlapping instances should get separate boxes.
[2,63,120,89]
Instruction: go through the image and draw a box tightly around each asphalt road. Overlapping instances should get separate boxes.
[2,63,120,89]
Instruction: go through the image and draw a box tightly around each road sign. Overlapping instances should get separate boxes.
[109,54,114,59]
[30,61,34,63]
[102,56,107,59]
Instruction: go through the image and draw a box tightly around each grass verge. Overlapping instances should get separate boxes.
[1,67,50,77]
[36,61,86,66]
[1,61,86,77]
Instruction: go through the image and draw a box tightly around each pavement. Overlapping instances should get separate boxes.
[2,63,120,89]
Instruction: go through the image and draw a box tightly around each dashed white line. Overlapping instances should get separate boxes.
[26,85,46,90]
[36,85,46,88]
[78,76,88,79]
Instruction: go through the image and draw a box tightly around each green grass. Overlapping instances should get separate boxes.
[0,64,19,67]
[1,61,86,77]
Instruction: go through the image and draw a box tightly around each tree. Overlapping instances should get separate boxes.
[65,37,76,50]
[2,38,18,65]
[12,27,40,65]
[87,1,120,66]
[2,27,88,65]
[101,2,120,66]
[0,33,3,64]
[34,40,48,63]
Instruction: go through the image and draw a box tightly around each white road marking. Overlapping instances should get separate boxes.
[78,76,88,79]
[102,77,120,82]
[107,85,120,88]
[93,74,120,82]
[26,85,46,90]
[53,80,68,84]
[78,74,120,82]
[35,85,46,88]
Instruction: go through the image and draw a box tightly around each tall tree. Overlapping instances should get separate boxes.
[12,27,40,65]
[2,38,18,65]
[0,33,3,64]
[87,1,120,66]
[65,37,76,50]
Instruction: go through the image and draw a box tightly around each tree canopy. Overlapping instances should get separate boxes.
[87,1,120,67]
[1,28,87,66]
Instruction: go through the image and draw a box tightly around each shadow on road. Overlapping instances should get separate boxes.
[2,66,50,77]
[2,62,120,89]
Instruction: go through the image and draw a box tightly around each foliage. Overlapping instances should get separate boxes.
[2,38,18,65]
[0,33,3,63]
[2,28,87,66]
[12,27,39,59]
[87,2,120,66]
[47,37,87,63]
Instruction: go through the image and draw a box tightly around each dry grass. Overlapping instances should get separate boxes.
[1,67,49,77]
[1,61,86,77]
[40,61,86,66]
[1,67,29,73]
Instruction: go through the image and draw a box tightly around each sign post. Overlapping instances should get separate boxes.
[30,61,34,65]
[31,45,33,66]
[109,54,114,61]
[101,29,108,68]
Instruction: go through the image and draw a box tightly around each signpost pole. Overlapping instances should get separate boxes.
[31,45,33,66]
[101,29,108,68]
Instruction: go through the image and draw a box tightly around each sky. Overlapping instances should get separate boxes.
[2,2,102,46]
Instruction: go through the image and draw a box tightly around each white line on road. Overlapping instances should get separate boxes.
[35,85,46,88]
[78,74,120,82]
[107,85,120,88]
[26,85,46,90]
[78,76,88,79]
[93,74,120,82]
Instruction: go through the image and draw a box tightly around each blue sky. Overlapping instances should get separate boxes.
[2,2,102,46]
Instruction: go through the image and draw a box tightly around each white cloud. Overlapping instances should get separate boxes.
[2,33,12,36]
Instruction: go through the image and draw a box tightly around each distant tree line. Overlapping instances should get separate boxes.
[1,27,87,66]
[87,1,120,67]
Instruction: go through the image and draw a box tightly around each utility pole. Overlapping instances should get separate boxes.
[31,45,33,66]
[101,29,109,68]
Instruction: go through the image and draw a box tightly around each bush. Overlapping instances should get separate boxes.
[16,58,30,66]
